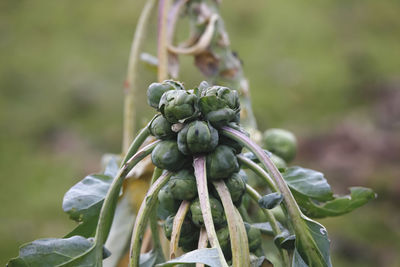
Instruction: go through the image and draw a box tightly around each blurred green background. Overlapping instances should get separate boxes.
[1,0,399,266]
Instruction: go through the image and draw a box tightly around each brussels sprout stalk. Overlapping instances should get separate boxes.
[237,154,278,192]
[95,140,160,246]
[157,0,171,82]
[221,126,329,267]
[149,167,166,262]
[213,180,250,266]
[170,200,191,259]
[196,227,208,267]
[193,156,229,267]
[129,171,173,267]
[121,118,156,166]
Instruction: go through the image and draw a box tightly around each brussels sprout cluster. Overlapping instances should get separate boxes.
[147,80,254,258]
[147,80,296,259]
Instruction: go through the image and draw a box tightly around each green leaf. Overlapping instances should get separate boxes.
[282,166,333,201]
[156,248,220,267]
[258,192,283,210]
[250,255,270,267]
[139,250,158,267]
[63,174,113,238]
[294,217,332,267]
[103,193,136,267]
[274,231,295,250]
[102,154,120,177]
[251,222,276,235]
[64,215,99,239]
[7,236,101,267]
[296,187,376,218]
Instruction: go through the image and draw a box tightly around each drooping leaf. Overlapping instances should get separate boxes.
[258,192,283,209]
[103,193,136,267]
[139,250,158,267]
[156,248,220,267]
[292,249,308,267]
[293,217,332,267]
[251,222,274,235]
[63,174,113,238]
[64,214,99,238]
[101,154,120,177]
[250,255,272,267]
[296,187,376,218]
[7,236,102,267]
[274,231,295,250]
[282,166,333,201]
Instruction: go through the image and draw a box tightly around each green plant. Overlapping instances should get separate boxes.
[7,1,376,267]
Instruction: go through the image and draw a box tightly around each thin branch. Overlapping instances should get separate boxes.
[196,227,209,267]
[170,200,191,259]
[95,140,160,245]
[237,154,278,192]
[123,0,157,153]
[213,180,250,266]
[193,156,228,267]
[168,14,218,55]
[149,167,166,261]
[129,171,173,267]
[158,0,171,82]
[222,126,327,266]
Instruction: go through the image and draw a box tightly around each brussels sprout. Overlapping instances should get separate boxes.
[217,226,231,259]
[244,223,262,252]
[147,80,184,109]
[225,172,246,204]
[159,90,198,123]
[157,184,179,220]
[163,215,198,239]
[163,215,200,252]
[179,230,200,252]
[219,122,249,154]
[206,145,239,180]
[163,215,175,239]
[151,140,188,171]
[199,86,240,127]
[149,114,175,139]
[177,121,219,155]
[168,169,197,200]
[190,197,225,227]
[263,128,297,162]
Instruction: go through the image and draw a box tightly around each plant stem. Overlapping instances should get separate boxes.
[222,126,328,266]
[193,156,228,267]
[149,167,165,262]
[196,227,208,267]
[123,0,157,153]
[121,123,152,166]
[184,1,257,129]
[222,127,302,224]
[129,171,173,267]
[170,200,190,259]
[237,155,278,192]
[95,140,160,246]
[238,204,252,223]
[245,184,290,266]
[158,0,171,82]
[213,180,250,267]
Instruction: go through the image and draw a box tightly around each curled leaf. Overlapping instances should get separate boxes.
[258,192,283,210]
